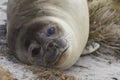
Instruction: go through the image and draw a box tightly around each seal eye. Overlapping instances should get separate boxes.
[32,47,40,57]
[47,27,55,36]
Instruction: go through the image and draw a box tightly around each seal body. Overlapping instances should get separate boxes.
[7,0,89,69]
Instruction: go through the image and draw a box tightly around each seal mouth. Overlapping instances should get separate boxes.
[52,45,69,65]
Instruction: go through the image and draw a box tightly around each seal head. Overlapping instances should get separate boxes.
[15,18,69,68]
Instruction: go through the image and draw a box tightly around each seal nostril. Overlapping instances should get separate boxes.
[32,48,40,57]
[48,43,54,48]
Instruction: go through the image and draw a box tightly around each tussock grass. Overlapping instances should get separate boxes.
[88,0,120,41]
[88,0,120,54]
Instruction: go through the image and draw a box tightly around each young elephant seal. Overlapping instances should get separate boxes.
[7,0,89,70]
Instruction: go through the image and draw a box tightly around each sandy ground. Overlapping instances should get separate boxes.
[0,0,120,80]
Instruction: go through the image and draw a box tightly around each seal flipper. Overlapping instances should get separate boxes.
[82,42,100,55]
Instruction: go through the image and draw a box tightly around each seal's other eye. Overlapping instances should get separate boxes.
[47,27,55,36]
[32,47,40,57]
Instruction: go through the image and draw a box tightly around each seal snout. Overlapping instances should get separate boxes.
[44,39,68,65]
